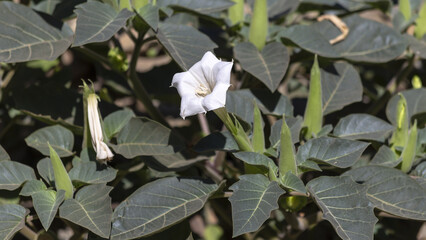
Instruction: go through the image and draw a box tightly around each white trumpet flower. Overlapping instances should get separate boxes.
[87,94,114,161]
[171,51,233,119]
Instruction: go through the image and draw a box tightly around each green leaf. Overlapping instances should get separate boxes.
[110,177,218,239]
[389,93,410,148]
[157,0,234,14]
[25,125,74,157]
[232,152,277,172]
[37,158,55,186]
[226,89,293,123]
[103,109,135,140]
[252,102,265,153]
[386,88,426,125]
[303,55,322,138]
[297,137,369,168]
[307,176,377,240]
[156,23,218,71]
[193,131,238,152]
[0,161,36,191]
[270,116,303,147]
[411,161,426,177]
[73,1,134,46]
[279,15,407,62]
[406,34,426,59]
[333,114,394,141]
[399,0,412,20]
[321,62,363,115]
[135,4,159,31]
[415,2,426,39]
[69,160,117,185]
[32,190,65,230]
[48,144,74,199]
[401,121,418,173]
[343,165,426,220]
[0,145,10,161]
[0,2,73,63]
[20,180,47,197]
[279,116,297,175]
[229,174,285,237]
[110,117,184,158]
[234,42,289,92]
[60,184,113,238]
[280,171,306,193]
[249,0,268,50]
[370,146,401,167]
[0,204,29,240]
[148,151,208,171]
[228,0,244,25]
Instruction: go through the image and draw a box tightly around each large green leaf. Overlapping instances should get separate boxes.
[0,204,29,240]
[279,15,407,62]
[193,131,238,152]
[297,137,369,168]
[111,177,218,240]
[370,146,401,167]
[25,125,74,157]
[321,62,363,115]
[307,176,377,240]
[37,158,55,186]
[135,4,159,31]
[0,145,10,161]
[156,23,218,70]
[229,174,285,237]
[157,0,234,14]
[234,42,289,92]
[333,114,394,141]
[226,89,293,123]
[49,144,74,200]
[270,116,303,146]
[110,117,184,158]
[0,2,73,63]
[32,190,65,230]
[0,161,36,191]
[68,160,117,185]
[104,109,135,140]
[73,1,134,46]
[280,171,306,193]
[344,165,426,220]
[386,88,426,125]
[20,180,47,197]
[148,151,208,171]
[60,184,113,238]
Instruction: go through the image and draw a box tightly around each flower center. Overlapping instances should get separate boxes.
[195,84,211,97]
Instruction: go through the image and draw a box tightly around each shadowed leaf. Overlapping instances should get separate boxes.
[32,190,65,230]
[0,204,29,240]
[25,125,74,157]
[0,161,36,191]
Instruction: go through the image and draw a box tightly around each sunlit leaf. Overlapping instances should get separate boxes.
[344,165,426,220]
[0,161,36,191]
[73,1,134,46]
[333,114,394,141]
[20,180,47,197]
[232,152,277,172]
[0,2,73,63]
[0,204,29,240]
[25,125,74,157]
[103,109,135,140]
[111,177,218,239]
[229,174,285,237]
[32,190,65,230]
[60,184,113,238]
[280,171,306,193]
[69,160,117,185]
[307,176,377,240]
[48,144,74,199]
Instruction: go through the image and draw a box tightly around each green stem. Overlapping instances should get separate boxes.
[19,225,37,240]
[128,34,170,128]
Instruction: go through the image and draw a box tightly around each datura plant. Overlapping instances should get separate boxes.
[0,1,425,240]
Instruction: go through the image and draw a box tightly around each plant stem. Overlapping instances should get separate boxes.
[128,34,169,127]
[19,225,37,240]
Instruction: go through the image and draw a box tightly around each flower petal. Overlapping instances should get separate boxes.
[188,61,209,87]
[202,83,230,111]
[212,61,233,85]
[171,72,199,97]
[199,51,221,88]
[180,95,205,118]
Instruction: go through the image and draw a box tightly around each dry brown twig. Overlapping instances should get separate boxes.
[317,15,349,45]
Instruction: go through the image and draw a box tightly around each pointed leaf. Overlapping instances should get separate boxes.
[0,2,73,63]
[69,160,117,185]
[270,116,303,146]
[136,4,159,31]
[0,161,36,190]
[386,88,426,125]
[280,171,306,193]
[234,42,289,92]
[303,55,322,138]
[20,180,47,197]
[60,184,113,238]
[0,145,10,161]
[73,2,134,46]
[110,177,218,240]
[307,176,377,240]
[149,151,208,171]
[33,190,65,230]
[37,158,55,186]
[193,131,238,152]
[297,137,369,168]
[321,62,363,115]
[157,0,234,14]
[229,174,285,237]
[343,166,426,220]
[279,116,297,175]
[0,204,29,240]
[370,146,401,167]
[25,125,74,157]
[104,109,135,140]
[48,144,74,199]
[156,23,217,70]
[110,117,184,158]
[232,152,277,172]
[252,102,265,153]
[400,122,418,173]
[333,114,394,141]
